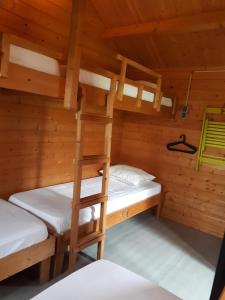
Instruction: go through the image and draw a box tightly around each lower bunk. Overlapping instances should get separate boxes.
[0,199,55,284]
[9,169,162,277]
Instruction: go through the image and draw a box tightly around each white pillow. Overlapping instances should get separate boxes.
[99,164,155,186]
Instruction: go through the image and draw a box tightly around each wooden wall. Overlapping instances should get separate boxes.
[118,70,225,238]
[0,88,123,199]
[1,70,224,238]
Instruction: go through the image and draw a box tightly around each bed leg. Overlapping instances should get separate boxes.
[156,191,165,218]
[40,257,51,285]
[97,240,105,260]
[156,192,164,218]
[53,235,65,278]
[156,203,161,218]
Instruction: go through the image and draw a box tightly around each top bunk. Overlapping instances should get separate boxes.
[0,33,176,118]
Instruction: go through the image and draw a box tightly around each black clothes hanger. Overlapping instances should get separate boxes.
[167,134,197,154]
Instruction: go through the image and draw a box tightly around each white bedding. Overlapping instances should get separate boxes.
[32,260,180,300]
[9,176,161,235]
[0,199,48,259]
[9,45,172,107]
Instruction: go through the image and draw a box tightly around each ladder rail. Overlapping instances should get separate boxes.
[97,77,117,259]
[69,87,86,272]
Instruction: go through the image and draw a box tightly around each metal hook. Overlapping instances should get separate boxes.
[180,134,186,142]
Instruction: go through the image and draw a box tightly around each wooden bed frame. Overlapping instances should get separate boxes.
[0,33,176,118]
[0,235,55,284]
[51,193,162,277]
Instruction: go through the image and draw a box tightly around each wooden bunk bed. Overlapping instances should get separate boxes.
[0,32,176,117]
[0,19,172,276]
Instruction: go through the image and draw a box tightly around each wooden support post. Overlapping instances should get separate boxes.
[117,58,127,101]
[153,77,162,112]
[64,0,86,110]
[172,96,177,116]
[53,235,66,278]
[0,33,10,78]
[136,84,144,108]
[39,257,51,285]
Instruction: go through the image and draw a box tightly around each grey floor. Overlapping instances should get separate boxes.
[0,212,222,300]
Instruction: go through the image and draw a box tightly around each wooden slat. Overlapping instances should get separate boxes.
[136,84,144,108]
[80,155,108,165]
[0,236,55,281]
[106,194,161,228]
[153,78,162,112]
[0,63,65,98]
[64,0,86,110]
[0,32,9,77]
[80,194,107,209]
[78,232,103,250]
[80,113,112,123]
[10,34,65,62]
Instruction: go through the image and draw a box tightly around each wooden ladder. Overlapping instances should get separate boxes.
[68,78,117,273]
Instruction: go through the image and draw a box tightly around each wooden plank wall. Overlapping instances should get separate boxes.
[0,88,123,199]
[119,70,225,238]
[0,1,118,72]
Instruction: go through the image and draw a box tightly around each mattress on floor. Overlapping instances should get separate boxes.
[0,199,48,259]
[9,176,161,235]
[32,260,180,300]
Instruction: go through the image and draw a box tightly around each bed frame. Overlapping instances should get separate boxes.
[51,193,162,277]
[0,235,55,284]
[0,32,176,118]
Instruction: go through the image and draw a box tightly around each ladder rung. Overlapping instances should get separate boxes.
[80,113,112,124]
[80,194,107,209]
[78,232,104,250]
[80,155,109,165]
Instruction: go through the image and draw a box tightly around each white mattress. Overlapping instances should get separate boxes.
[9,45,172,107]
[0,199,48,259]
[32,260,180,300]
[9,176,161,235]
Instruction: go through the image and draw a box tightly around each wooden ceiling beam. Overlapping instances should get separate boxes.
[102,10,225,38]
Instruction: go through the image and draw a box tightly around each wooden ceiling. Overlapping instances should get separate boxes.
[92,0,225,69]
[1,0,225,70]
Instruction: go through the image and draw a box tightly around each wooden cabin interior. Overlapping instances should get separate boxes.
[0,1,225,300]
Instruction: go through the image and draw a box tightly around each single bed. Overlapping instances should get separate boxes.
[9,176,161,235]
[32,259,180,300]
[9,174,162,277]
[9,44,173,108]
[0,199,55,283]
